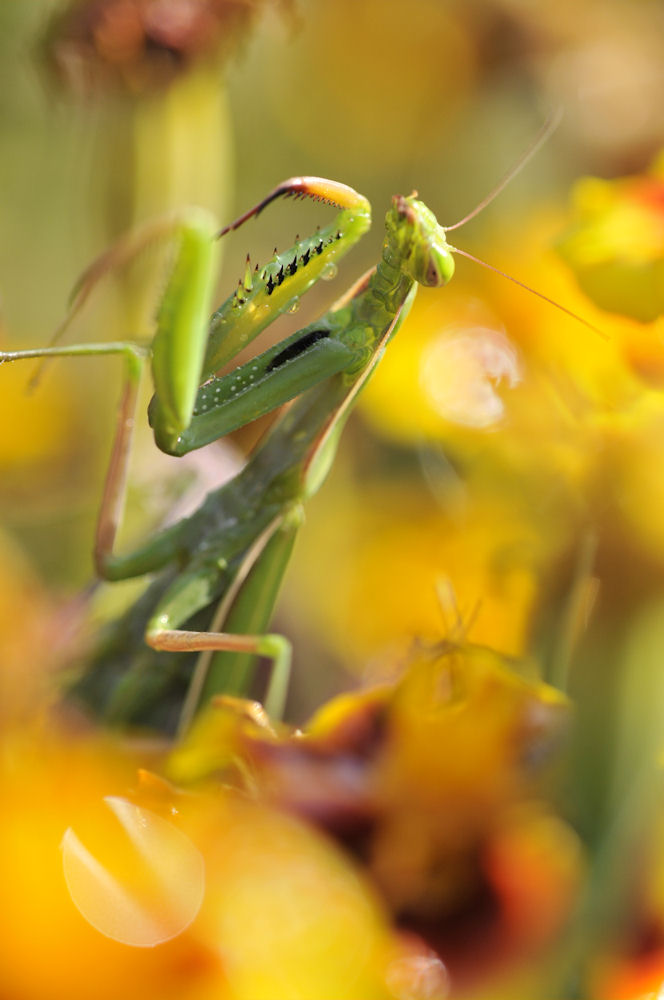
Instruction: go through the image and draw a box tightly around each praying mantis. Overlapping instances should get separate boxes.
[1,121,589,733]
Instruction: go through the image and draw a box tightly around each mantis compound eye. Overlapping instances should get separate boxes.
[424,236,456,287]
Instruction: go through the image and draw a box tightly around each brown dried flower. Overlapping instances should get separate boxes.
[44,0,293,96]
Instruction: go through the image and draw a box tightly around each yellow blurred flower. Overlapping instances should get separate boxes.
[0,732,214,1000]
[361,212,652,456]
[174,645,581,993]
[557,154,664,323]
[0,725,395,1000]
[321,490,544,662]
[368,645,575,943]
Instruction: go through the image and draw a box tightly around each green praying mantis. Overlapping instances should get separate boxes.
[1,120,594,733]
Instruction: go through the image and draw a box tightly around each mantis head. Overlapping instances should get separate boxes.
[388,193,455,288]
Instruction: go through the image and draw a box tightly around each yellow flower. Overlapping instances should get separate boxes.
[287,467,572,678]
[180,646,581,993]
[557,155,664,323]
[0,725,394,1000]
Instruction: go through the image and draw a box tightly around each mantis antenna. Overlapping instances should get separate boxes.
[447,243,607,340]
[445,109,563,233]
[441,109,606,339]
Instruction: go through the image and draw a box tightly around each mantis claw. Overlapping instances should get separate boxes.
[216,177,371,238]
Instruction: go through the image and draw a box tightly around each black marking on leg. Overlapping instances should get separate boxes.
[266,329,330,372]
[277,264,285,285]
[266,274,275,295]
[315,239,324,254]
[302,248,311,265]
[288,256,298,276]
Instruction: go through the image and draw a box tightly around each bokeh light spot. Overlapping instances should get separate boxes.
[61,797,205,948]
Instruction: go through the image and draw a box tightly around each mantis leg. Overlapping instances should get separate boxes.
[151,628,291,722]
[39,208,220,440]
[146,513,300,726]
[0,341,181,580]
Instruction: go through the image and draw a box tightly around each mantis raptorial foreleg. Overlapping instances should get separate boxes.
[0,178,371,577]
